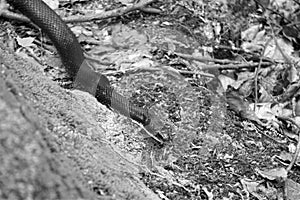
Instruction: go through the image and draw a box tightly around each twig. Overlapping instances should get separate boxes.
[214,44,244,52]
[139,7,161,14]
[1,0,158,24]
[175,52,273,70]
[177,69,215,78]
[64,0,158,23]
[175,52,243,64]
[253,29,273,110]
[198,62,272,70]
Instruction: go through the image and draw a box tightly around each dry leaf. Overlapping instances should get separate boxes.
[256,167,287,181]
[43,0,59,9]
[16,37,35,47]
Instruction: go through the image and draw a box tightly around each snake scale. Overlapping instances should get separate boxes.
[7,0,163,139]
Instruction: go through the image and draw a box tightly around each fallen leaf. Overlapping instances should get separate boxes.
[241,24,261,41]
[16,36,35,47]
[218,74,236,91]
[264,38,294,62]
[256,167,287,181]
[43,0,59,10]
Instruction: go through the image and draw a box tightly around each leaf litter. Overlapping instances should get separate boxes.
[5,0,300,199]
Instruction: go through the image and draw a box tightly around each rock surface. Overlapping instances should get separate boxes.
[0,44,160,200]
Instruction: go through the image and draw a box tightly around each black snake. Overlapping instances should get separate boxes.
[6,0,164,140]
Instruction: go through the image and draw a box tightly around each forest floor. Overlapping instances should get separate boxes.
[1,0,300,199]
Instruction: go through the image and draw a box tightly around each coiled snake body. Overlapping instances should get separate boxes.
[7,0,161,138]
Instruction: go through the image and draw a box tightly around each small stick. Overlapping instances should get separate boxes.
[1,0,158,23]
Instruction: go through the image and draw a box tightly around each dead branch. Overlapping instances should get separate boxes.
[0,0,158,24]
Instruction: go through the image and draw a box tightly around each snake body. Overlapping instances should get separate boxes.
[7,0,159,133]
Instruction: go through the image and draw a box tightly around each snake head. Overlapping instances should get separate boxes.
[142,107,173,144]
